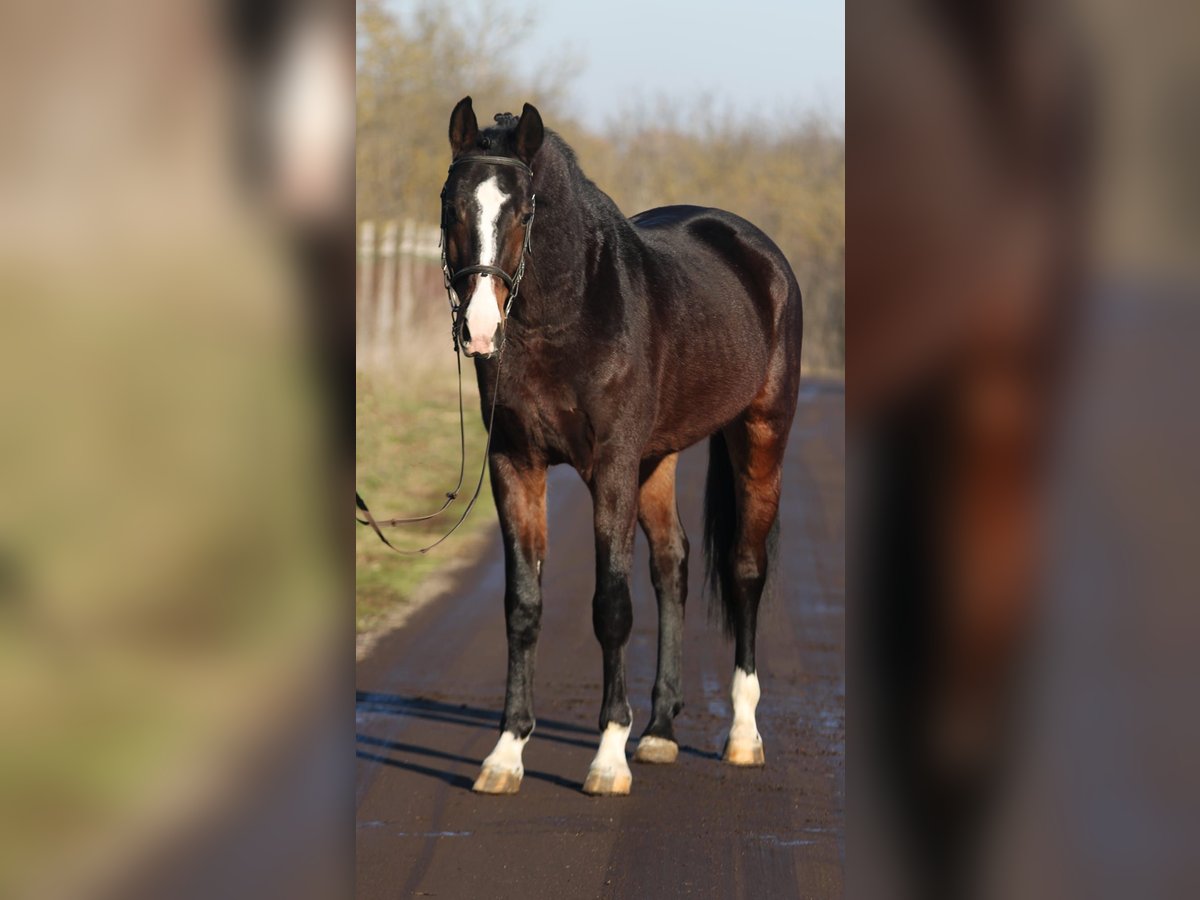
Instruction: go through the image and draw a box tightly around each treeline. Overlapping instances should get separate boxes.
[357,0,844,372]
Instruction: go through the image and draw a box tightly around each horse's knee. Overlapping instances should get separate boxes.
[592,602,633,647]
[505,592,542,647]
[592,575,633,647]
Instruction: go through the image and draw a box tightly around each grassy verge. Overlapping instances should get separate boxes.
[355,360,495,636]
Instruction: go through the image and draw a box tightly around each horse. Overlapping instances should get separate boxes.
[439,97,803,795]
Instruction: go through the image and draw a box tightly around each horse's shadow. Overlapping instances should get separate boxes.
[355,691,719,793]
[355,692,589,791]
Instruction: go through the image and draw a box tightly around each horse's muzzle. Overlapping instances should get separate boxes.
[459,317,502,358]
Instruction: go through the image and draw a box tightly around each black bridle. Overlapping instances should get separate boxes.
[355,153,537,555]
[440,155,537,353]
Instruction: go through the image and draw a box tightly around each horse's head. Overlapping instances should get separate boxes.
[443,96,544,358]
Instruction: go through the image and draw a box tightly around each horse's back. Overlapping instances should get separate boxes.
[631,204,801,342]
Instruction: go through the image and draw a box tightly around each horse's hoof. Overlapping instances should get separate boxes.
[472,766,522,794]
[582,766,632,796]
[722,737,766,767]
[633,735,679,764]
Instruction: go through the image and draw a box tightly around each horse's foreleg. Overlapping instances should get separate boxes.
[582,459,639,795]
[633,454,688,765]
[473,455,546,795]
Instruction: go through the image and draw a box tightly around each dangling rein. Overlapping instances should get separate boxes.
[354,347,503,554]
[355,154,534,554]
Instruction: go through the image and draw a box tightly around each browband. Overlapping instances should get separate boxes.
[448,154,533,177]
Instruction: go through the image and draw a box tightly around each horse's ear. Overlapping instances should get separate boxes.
[449,96,478,157]
[515,103,544,165]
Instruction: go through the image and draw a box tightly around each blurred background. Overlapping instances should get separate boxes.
[0,0,351,898]
[354,0,844,642]
[849,1,1200,898]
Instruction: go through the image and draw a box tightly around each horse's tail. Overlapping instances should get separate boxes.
[704,430,739,635]
[704,430,781,636]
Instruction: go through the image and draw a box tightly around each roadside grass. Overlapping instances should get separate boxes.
[356,359,495,635]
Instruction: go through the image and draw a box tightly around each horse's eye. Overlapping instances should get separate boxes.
[443,208,457,225]
[520,212,533,225]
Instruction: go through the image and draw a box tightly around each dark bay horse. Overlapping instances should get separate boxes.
[440,97,803,795]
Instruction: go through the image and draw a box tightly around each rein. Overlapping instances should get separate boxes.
[356,153,534,554]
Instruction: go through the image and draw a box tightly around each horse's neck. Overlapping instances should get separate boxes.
[514,150,633,330]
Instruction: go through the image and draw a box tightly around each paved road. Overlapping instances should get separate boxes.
[356,381,844,899]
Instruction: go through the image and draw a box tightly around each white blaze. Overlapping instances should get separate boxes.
[463,175,507,350]
[729,668,761,746]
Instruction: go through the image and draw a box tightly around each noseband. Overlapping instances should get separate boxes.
[440,155,537,352]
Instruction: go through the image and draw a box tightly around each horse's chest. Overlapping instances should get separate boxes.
[496,389,596,479]
[542,404,595,478]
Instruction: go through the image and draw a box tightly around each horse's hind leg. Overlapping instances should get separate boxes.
[720,412,790,767]
[633,454,688,765]
[473,455,546,795]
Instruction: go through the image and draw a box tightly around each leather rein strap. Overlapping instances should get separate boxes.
[356,154,534,554]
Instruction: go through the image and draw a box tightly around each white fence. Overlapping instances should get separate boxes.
[356,219,446,368]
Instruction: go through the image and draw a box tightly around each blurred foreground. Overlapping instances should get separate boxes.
[849,1,1200,898]
[0,2,351,898]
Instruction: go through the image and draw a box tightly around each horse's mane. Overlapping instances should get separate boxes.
[481,113,628,226]
[480,115,580,173]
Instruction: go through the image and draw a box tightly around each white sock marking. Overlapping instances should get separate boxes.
[463,175,507,350]
[730,668,761,746]
[589,721,631,774]
[481,730,528,775]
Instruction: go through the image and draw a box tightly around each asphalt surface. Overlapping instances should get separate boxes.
[356,380,844,899]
